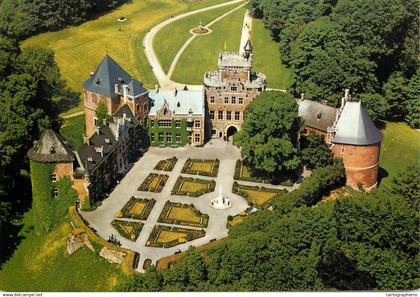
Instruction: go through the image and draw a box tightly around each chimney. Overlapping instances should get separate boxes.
[83,137,90,145]
[300,93,305,101]
[122,84,128,104]
[95,146,104,157]
[114,83,120,95]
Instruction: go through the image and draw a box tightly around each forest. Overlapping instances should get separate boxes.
[249,0,419,127]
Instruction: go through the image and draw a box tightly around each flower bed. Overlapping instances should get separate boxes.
[120,197,156,220]
[111,219,143,241]
[232,182,287,207]
[154,157,177,171]
[181,158,219,177]
[171,176,215,197]
[158,201,209,228]
[138,173,168,192]
[146,224,206,248]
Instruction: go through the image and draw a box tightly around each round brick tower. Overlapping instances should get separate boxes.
[331,101,383,190]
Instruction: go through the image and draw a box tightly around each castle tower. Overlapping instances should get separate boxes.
[83,55,149,137]
[203,39,266,140]
[330,98,383,190]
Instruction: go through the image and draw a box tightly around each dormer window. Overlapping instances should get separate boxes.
[164,107,168,115]
[105,138,110,143]
[177,102,180,108]
[317,112,322,120]
[96,78,101,85]
[50,146,56,154]
[52,188,58,198]
[51,173,57,182]
[88,157,93,162]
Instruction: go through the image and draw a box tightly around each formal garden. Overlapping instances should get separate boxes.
[232,182,286,207]
[234,160,294,186]
[158,201,209,228]
[227,212,248,228]
[111,219,144,242]
[171,176,216,197]
[146,225,206,248]
[117,197,156,221]
[138,173,169,192]
[181,158,220,177]
[154,157,178,171]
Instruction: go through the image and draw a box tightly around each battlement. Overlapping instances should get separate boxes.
[218,52,252,68]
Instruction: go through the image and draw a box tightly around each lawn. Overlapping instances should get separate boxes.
[154,157,178,171]
[157,230,187,243]
[233,182,285,206]
[191,162,213,173]
[154,2,242,73]
[59,114,85,149]
[128,202,146,216]
[180,180,208,192]
[241,188,278,206]
[251,18,291,89]
[182,158,220,176]
[138,174,168,192]
[172,6,246,84]
[378,122,420,191]
[111,219,143,241]
[0,222,121,291]
[21,0,231,116]
[168,207,202,223]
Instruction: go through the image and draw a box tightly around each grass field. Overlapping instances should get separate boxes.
[59,114,85,149]
[251,18,291,89]
[0,222,120,291]
[154,3,242,73]
[21,0,232,116]
[241,188,278,206]
[128,202,146,216]
[172,6,246,84]
[378,122,420,191]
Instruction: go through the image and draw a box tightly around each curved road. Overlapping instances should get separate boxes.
[143,0,246,90]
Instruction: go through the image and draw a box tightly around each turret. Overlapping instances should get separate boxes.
[243,39,253,59]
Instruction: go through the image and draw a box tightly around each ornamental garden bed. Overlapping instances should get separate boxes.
[154,157,177,171]
[171,176,215,197]
[234,160,295,186]
[232,182,287,207]
[138,173,168,192]
[111,219,143,241]
[181,158,219,177]
[158,201,209,228]
[227,212,248,228]
[118,197,156,220]
[146,225,206,248]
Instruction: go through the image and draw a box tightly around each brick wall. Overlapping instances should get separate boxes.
[331,142,381,190]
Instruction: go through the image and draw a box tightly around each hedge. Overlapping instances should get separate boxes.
[154,157,177,171]
[138,173,168,192]
[232,182,287,208]
[181,158,220,177]
[111,219,144,241]
[146,225,206,248]
[157,201,209,228]
[171,176,216,197]
[120,197,156,220]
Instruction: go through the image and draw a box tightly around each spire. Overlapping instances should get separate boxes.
[243,39,253,59]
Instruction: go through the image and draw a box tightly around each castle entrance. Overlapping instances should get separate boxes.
[226,126,238,141]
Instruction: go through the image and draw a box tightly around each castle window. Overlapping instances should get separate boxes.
[158,120,171,128]
[235,111,240,121]
[224,97,229,104]
[194,120,200,128]
[340,146,345,155]
[166,132,172,143]
[176,133,181,143]
[210,96,215,103]
[231,86,237,91]
[136,103,140,114]
[209,110,215,119]
[158,132,164,142]
[144,103,148,112]
[231,96,236,104]
[52,188,58,198]
[50,146,56,154]
[239,97,243,104]
[211,129,216,136]
[218,110,224,120]
[226,111,232,120]
[151,133,155,142]
[150,120,154,127]
[51,173,57,183]
[93,116,98,127]
[194,133,200,143]
[175,120,181,128]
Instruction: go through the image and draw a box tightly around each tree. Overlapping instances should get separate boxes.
[234,91,302,177]
[95,101,109,126]
[383,73,408,120]
[394,164,419,207]
[300,132,333,169]
[404,71,419,128]
[358,93,387,122]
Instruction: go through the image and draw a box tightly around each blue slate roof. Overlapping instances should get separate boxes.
[83,55,147,98]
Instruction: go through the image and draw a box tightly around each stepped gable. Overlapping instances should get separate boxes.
[83,55,146,98]
[332,101,383,145]
[27,129,75,163]
[297,99,337,132]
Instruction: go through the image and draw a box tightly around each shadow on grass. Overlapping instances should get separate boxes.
[377,166,389,187]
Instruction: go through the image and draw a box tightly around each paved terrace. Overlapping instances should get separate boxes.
[80,140,299,273]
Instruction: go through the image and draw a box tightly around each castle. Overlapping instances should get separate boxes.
[27,40,383,209]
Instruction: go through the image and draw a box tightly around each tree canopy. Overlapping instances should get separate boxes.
[234,91,302,178]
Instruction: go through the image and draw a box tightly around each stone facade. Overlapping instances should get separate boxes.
[204,42,266,139]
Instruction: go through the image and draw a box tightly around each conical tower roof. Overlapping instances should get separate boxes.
[27,129,75,163]
[244,39,253,52]
[332,101,383,145]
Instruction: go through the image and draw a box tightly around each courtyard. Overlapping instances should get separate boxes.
[80,139,298,272]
